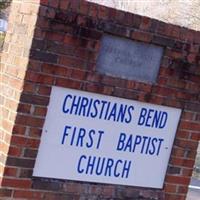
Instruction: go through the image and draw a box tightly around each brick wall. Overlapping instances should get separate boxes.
[0,0,200,199]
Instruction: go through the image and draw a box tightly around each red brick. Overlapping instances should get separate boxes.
[68,0,80,12]
[170,157,195,168]
[25,71,54,85]
[34,106,47,116]
[178,185,188,193]
[176,130,190,139]
[181,111,194,121]
[23,82,36,93]
[131,31,153,42]
[0,188,12,197]
[86,73,103,83]
[182,168,193,177]
[4,167,17,177]
[13,125,26,135]
[15,115,44,128]
[46,32,64,42]
[98,6,108,20]
[13,190,43,199]
[165,49,184,59]
[63,35,79,46]
[179,121,200,131]
[11,135,40,148]
[152,86,177,97]
[59,0,70,10]
[2,178,32,189]
[29,128,42,138]
[17,103,31,114]
[79,0,90,15]
[171,147,185,158]
[175,138,198,150]
[187,53,197,64]
[166,24,181,39]
[37,85,52,96]
[58,55,85,69]
[49,0,59,8]
[20,93,49,106]
[41,63,72,77]
[140,16,152,31]
[40,0,48,6]
[55,78,81,89]
[190,132,200,140]
[88,3,98,18]
[164,184,177,193]
[165,194,186,200]
[71,69,86,80]
[165,175,190,185]
[8,146,22,157]
[1,1,200,199]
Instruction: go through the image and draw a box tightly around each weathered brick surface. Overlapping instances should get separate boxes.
[0,0,200,199]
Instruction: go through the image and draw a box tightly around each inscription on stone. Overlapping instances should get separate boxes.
[96,35,163,83]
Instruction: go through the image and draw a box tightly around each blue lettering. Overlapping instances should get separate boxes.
[114,159,123,177]
[78,97,89,116]
[117,104,127,123]
[76,128,86,147]
[156,139,164,155]
[70,126,77,146]
[70,95,81,115]
[124,135,133,152]
[96,157,105,175]
[77,155,86,173]
[61,125,71,144]
[90,99,100,118]
[145,109,154,127]
[107,103,117,121]
[86,98,93,117]
[140,136,148,153]
[122,160,131,178]
[62,95,72,113]
[132,135,142,152]
[117,133,126,151]
[96,130,104,149]
[159,112,168,128]
[104,102,111,120]
[86,156,96,175]
[125,105,134,123]
[99,100,108,119]
[145,136,152,154]
[86,129,95,148]
[138,108,147,125]
[104,158,114,177]
[152,110,161,128]
[149,138,157,155]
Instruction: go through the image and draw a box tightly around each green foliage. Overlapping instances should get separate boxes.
[0,0,11,10]
[0,33,5,51]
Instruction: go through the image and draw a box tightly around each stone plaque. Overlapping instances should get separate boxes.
[96,35,163,83]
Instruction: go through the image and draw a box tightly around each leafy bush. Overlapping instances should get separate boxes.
[0,33,5,51]
[0,0,11,10]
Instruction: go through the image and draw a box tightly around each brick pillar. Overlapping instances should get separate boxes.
[0,0,40,197]
[0,0,200,199]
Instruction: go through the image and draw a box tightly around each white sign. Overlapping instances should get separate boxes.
[33,86,181,188]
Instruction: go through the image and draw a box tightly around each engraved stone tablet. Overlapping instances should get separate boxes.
[96,35,163,83]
